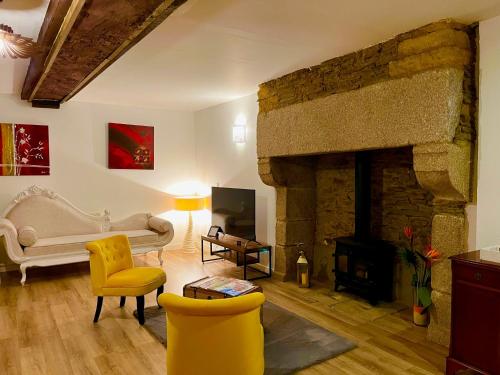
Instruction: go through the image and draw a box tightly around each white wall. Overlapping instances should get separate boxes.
[0,94,196,264]
[476,16,500,248]
[194,94,276,251]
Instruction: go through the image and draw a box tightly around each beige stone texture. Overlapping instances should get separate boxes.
[272,244,288,279]
[389,47,470,78]
[398,29,469,57]
[427,319,451,347]
[276,187,316,220]
[257,68,463,158]
[413,141,471,202]
[276,219,315,247]
[431,214,466,294]
[257,158,283,187]
[428,290,452,346]
[273,244,307,282]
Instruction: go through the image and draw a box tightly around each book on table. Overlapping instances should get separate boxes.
[191,276,256,297]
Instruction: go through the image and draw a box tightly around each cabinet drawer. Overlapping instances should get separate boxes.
[453,261,500,289]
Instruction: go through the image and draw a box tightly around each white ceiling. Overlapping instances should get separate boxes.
[2,0,500,111]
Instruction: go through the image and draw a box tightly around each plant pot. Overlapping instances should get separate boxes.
[413,305,429,327]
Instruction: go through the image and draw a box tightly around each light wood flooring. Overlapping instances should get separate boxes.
[0,249,447,374]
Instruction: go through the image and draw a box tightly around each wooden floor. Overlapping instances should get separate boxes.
[0,249,447,374]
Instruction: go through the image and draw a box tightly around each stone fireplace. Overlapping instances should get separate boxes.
[256,20,477,346]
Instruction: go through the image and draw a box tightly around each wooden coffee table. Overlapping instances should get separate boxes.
[183,276,263,299]
[183,276,264,322]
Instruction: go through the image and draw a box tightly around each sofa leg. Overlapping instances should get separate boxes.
[158,249,164,266]
[20,264,27,286]
[120,296,126,307]
[157,285,164,308]
[94,296,103,323]
[136,296,145,325]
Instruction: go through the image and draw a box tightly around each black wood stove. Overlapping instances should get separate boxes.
[333,152,395,305]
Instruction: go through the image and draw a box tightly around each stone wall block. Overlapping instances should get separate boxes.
[273,244,288,277]
[398,29,469,58]
[428,319,451,347]
[276,187,316,220]
[428,290,452,346]
[258,157,285,187]
[258,69,464,158]
[389,47,470,78]
[414,142,471,202]
[276,219,315,248]
[431,214,465,293]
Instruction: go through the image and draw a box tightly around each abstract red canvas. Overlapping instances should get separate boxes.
[108,123,154,170]
[0,123,50,176]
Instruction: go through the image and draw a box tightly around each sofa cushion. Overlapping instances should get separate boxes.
[18,226,37,247]
[24,230,159,257]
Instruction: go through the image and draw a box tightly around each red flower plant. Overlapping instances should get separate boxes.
[399,227,441,310]
[404,226,413,239]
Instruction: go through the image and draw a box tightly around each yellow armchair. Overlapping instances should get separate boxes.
[158,292,265,375]
[86,235,166,325]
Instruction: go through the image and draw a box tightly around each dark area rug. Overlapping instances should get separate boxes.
[138,301,356,374]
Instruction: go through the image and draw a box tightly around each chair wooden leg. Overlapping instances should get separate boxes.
[120,296,126,307]
[136,296,145,325]
[93,296,103,323]
[157,285,164,308]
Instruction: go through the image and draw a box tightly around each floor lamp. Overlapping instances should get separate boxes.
[175,196,205,253]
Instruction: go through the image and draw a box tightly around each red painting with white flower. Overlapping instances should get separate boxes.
[0,123,50,176]
[108,123,154,170]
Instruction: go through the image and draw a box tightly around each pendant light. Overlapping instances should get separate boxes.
[0,23,36,59]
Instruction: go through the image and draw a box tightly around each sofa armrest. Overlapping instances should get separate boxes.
[0,218,25,263]
[149,217,174,245]
[148,216,172,233]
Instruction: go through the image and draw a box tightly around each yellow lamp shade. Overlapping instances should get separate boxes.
[174,196,205,211]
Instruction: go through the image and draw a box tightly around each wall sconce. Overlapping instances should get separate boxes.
[232,114,246,143]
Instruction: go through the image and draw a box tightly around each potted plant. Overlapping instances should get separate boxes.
[399,226,441,326]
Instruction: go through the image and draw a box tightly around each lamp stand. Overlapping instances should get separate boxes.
[183,211,196,253]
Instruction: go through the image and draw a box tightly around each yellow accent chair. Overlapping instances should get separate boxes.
[158,292,265,375]
[86,235,166,325]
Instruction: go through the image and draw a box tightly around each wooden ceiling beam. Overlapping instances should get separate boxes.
[21,0,84,101]
[21,0,187,108]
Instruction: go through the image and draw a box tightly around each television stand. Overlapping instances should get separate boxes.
[201,234,272,281]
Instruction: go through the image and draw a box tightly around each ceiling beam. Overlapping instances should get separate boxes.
[21,0,187,108]
[21,0,71,101]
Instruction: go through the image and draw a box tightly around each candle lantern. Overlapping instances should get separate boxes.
[297,247,310,288]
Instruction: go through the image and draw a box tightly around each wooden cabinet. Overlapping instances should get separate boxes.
[447,251,500,374]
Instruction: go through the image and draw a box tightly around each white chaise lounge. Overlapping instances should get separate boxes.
[0,185,174,285]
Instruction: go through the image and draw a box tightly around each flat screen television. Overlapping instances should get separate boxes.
[211,187,256,240]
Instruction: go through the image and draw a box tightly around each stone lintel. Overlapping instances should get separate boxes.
[257,68,463,158]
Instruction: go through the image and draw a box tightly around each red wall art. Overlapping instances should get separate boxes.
[108,123,154,170]
[0,123,50,176]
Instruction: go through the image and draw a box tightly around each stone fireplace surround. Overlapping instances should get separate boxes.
[256,20,477,346]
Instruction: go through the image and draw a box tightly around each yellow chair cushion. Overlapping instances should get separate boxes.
[102,267,166,296]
